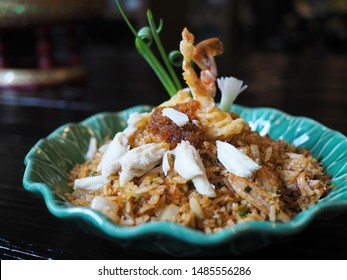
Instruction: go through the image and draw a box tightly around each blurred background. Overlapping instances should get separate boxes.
[0,0,346,132]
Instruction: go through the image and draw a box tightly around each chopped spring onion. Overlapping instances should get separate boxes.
[239,210,249,218]
[168,50,184,67]
[151,177,159,184]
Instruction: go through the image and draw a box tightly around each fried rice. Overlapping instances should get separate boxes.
[67,111,331,234]
[66,28,332,233]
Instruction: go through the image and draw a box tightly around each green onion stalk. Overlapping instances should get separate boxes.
[115,0,183,97]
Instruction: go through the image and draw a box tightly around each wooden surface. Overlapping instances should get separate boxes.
[1,46,347,259]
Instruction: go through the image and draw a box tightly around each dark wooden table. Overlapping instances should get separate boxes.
[1,47,347,259]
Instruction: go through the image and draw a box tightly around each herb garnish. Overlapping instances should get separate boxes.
[134,196,142,202]
[115,0,182,97]
[239,210,249,218]
[151,177,159,184]
[244,186,252,193]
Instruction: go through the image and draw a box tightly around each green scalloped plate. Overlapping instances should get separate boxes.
[23,104,347,257]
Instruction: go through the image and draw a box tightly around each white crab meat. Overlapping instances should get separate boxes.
[90,196,118,220]
[85,137,98,161]
[191,175,216,197]
[97,132,129,177]
[123,112,150,137]
[162,108,189,126]
[74,175,110,191]
[119,143,167,186]
[162,151,171,176]
[98,143,109,153]
[174,141,216,197]
[216,140,260,178]
[174,141,203,180]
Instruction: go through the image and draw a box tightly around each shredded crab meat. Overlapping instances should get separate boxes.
[296,171,315,197]
[162,108,189,126]
[216,140,260,178]
[85,137,97,161]
[225,174,290,222]
[174,141,216,197]
[97,132,128,177]
[119,143,167,186]
[74,175,110,191]
[161,152,170,176]
[123,112,150,137]
[256,167,279,194]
